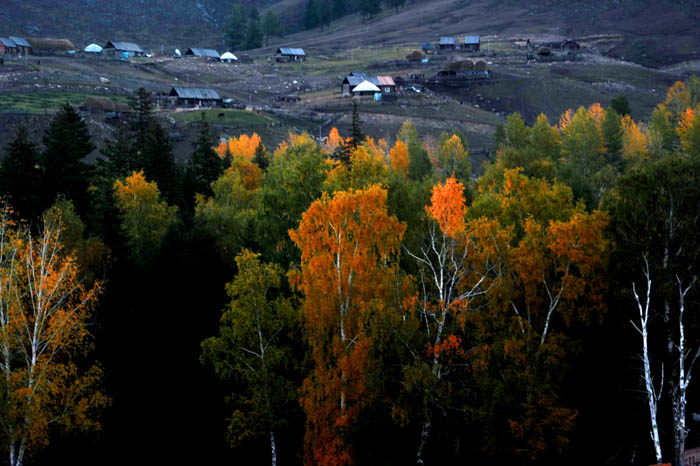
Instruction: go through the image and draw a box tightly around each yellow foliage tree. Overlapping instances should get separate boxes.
[388,140,410,178]
[621,115,649,164]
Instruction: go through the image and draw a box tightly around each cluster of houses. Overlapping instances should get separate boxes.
[0,36,33,55]
[422,35,481,53]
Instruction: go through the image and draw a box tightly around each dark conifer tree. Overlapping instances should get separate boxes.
[602,107,623,169]
[100,121,141,178]
[226,4,247,50]
[187,114,224,197]
[611,94,631,116]
[41,103,94,213]
[0,125,42,220]
[252,142,270,171]
[244,6,263,49]
[142,122,181,207]
[350,100,364,149]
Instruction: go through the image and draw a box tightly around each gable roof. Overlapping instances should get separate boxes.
[220,51,238,60]
[0,38,17,48]
[344,74,395,88]
[440,37,456,45]
[376,76,396,86]
[9,36,31,47]
[464,35,480,45]
[186,48,220,58]
[352,80,380,93]
[277,47,305,56]
[169,87,221,100]
[104,41,143,53]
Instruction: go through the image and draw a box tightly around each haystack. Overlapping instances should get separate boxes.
[536,46,551,56]
[406,49,427,61]
[473,60,488,72]
[27,38,75,52]
[444,59,474,72]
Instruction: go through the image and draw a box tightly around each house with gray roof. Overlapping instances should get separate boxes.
[185,48,220,59]
[9,37,32,54]
[275,47,306,62]
[0,38,17,55]
[463,35,480,52]
[103,41,144,57]
[439,37,456,50]
[168,87,222,107]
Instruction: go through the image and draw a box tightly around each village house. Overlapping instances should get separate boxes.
[463,35,480,52]
[167,87,222,107]
[103,41,144,58]
[341,73,395,96]
[0,38,17,56]
[185,48,220,59]
[275,47,306,62]
[9,37,32,55]
[439,37,456,51]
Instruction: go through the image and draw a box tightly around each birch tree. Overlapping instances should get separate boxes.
[201,250,295,466]
[0,206,107,466]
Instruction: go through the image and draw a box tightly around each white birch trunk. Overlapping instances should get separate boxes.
[632,260,663,465]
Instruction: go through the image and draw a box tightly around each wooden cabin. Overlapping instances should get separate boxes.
[103,41,144,58]
[275,47,306,62]
[168,87,222,107]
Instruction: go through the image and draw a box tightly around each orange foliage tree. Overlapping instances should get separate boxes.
[289,185,405,466]
[388,140,410,178]
[217,133,262,160]
[0,207,108,466]
[468,168,609,461]
[677,107,700,157]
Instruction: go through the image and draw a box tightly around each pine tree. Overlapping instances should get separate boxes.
[41,103,95,213]
[130,87,156,154]
[0,125,42,220]
[226,4,247,50]
[305,0,321,29]
[142,121,181,207]
[100,121,141,178]
[611,94,631,116]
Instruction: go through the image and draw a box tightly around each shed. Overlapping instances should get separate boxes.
[439,37,456,50]
[220,51,238,63]
[276,47,306,62]
[352,80,380,96]
[9,37,32,55]
[464,35,480,52]
[0,38,17,55]
[185,48,220,59]
[168,87,222,107]
[84,43,103,53]
[103,41,144,57]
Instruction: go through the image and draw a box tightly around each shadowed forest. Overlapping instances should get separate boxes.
[0,77,699,466]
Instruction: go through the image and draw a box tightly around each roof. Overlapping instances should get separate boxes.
[440,37,456,45]
[84,43,103,53]
[187,48,220,58]
[169,87,221,100]
[352,80,380,93]
[0,38,17,48]
[104,41,143,53]
[464,35,480,44]
[344,76,365,87]
[220,51,238,60]
[376,76,396,86]
[9,37,31,47]
[277,47,306,56]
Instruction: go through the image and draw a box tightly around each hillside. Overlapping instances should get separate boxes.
[1,0,697,66]
[265,0,699,67]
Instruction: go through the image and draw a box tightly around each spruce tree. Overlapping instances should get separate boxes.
[305,0,321,29]
[188,114,224,196]
[262,11,283,45]
[100,121,141,178]
[244,7,263,50]
[142,121,181,207]
[252,142,271,171]
[41,103,95,213]
[0,125,42,220]
[350,100,364,149]
[226,4,247,50]
[610,94,631,116]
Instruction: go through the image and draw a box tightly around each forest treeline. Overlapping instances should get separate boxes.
[0,77,699,466]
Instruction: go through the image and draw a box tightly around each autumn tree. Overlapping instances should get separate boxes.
[388,140,410,178]
[677,107,700,158]
[201,250,296,466]
[468,168,609,462]
[435,134,471,181]
[404,176,497,465]
[289,185,405,466]
[113,171,178,265]
[0,207,108,466]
